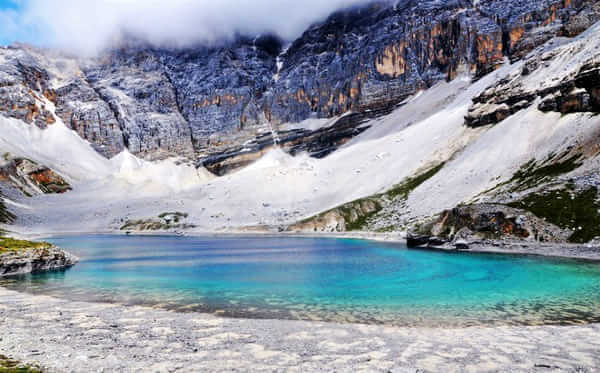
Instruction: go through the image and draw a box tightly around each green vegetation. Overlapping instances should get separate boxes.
[297,162,445,231]
[0,355,42,373]
[339,198,383,231]
[508,154,582,192]
[0,237,52,254]
[509,186,600,243]
[0,192,15,225]
[375,225,399,233]
[384,162,446,200]
[296,197,382,231]
[475,154,583,199]
[121,219,171,231]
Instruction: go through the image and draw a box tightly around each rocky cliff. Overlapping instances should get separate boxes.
[0,157,71,196]
[0,191,14,225]
[0,239,78,277]
[1,0,598,175]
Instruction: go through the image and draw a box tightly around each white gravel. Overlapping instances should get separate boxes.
[1,287,600,372]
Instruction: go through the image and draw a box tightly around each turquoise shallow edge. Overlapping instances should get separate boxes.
[1,234,600,327]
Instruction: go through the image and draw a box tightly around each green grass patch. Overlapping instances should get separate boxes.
[0,237,52,254]
[475,154,583,198]
[120,218,196,231]
[339,198,383,231]
[384,163,445,200]
[375,225,399,233]
[120,220,169,231]
[508,186,600,243]
[0,192,15,225]
[296,163,445,231]
[509,154,583,192]
[0,355,42,373]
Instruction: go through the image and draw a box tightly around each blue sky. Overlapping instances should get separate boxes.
[0,0,34,46]
[0,0,18,9]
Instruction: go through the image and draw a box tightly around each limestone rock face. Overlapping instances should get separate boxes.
[0,48,56,129]
[84,52,196,160]
[0,246,79,277]
[54,79,125,158]
[287,198,381,233]
[0,0,597,173]
[0,157,71,196]
[420,204,572,243]
[0,191,15,224]
[157,35,280,156]
[466,35,600,128]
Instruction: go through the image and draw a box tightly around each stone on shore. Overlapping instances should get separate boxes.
[0,240,78,277]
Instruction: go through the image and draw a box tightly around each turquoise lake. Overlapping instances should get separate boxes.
[3,234,600,327]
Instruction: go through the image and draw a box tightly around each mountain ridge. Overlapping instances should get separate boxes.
[1,0,600,244]
[1,0,598,172]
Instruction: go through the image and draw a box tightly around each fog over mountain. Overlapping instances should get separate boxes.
[1,0,374,54]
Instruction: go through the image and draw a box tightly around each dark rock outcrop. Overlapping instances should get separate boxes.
[0,191,15,224]
[406,234,434,248]
[417,203,571,244]
[0,158,71,196]
[200,105,395,174]
[466,37,600,128]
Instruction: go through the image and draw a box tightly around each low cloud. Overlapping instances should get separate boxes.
[6,0,373,55]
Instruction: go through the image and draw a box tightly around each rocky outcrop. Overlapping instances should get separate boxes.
[0,0,598,173]
[0,246,78,277]
[119,212,196,232]
[466,27,600,127]
[0,49,56,129]
[0,157,71,196]
[0,191,15,224]
[467,60,600,127]
[414,204,571,247]
[288,198,382,233]
[200,105,391,174]
[53,78,126,158]
[84,52,196,160]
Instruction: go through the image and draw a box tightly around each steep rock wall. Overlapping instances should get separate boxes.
[0,0,597,172]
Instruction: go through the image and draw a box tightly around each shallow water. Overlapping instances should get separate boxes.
[3,234,600,327]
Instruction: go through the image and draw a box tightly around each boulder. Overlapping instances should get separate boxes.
[0,246,78,277]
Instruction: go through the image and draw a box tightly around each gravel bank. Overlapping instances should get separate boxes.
[1,288,599,372]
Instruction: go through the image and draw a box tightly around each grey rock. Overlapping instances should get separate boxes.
[0,246,78,277]
[420,203,572,243]
[0,190,15,224]
[0,0,598,172]
[0,157,72,196]
[454,239,470,251]
[54,79,125,158]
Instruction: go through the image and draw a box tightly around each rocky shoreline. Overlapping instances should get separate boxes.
[0,246,78,277]
[1,287,600,372]
[1,232,600,371]
[21,228,600,261]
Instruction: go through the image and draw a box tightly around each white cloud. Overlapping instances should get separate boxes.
[10,0,373,55]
